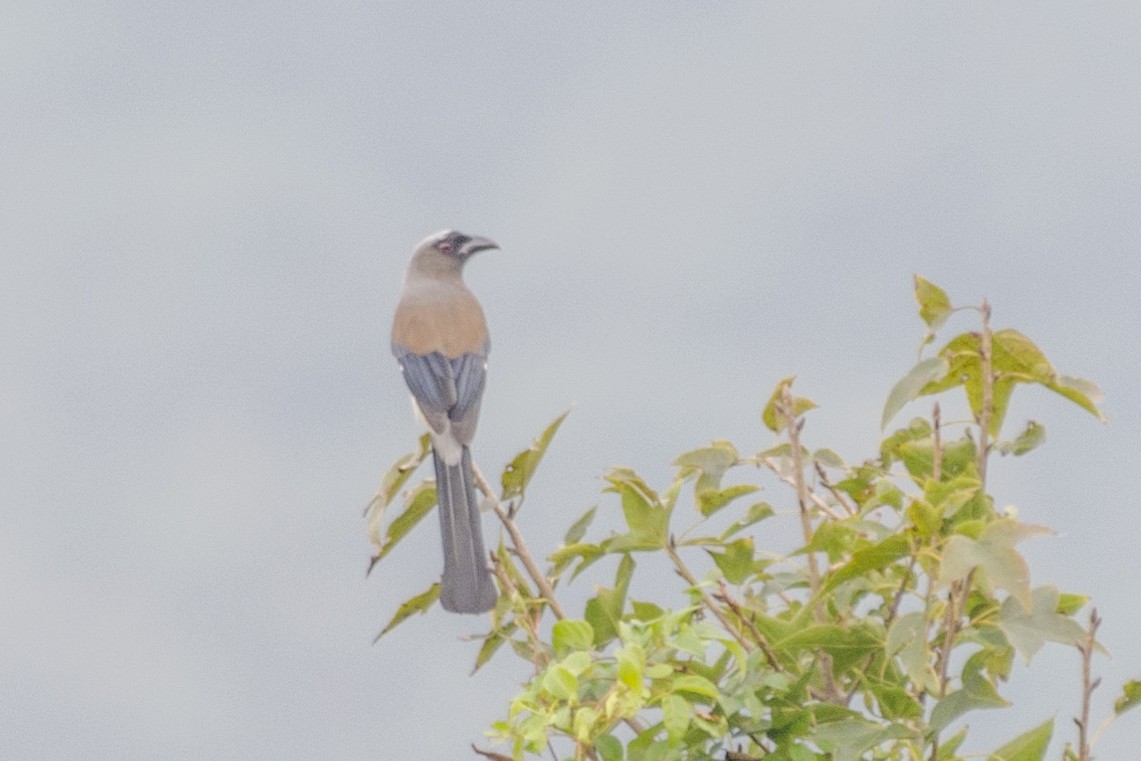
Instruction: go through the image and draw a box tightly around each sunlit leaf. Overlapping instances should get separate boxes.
[708,537,755,585]
[584,554,634,646]
[882,356,951,429]
[594,734,623,761]
[986,719,1052,761]
[720,501,776,540]
[602,468,670,551]
[762,376,818,433]
[929,652,1010,734]
[501,410,570,501]
[997,586,1087,664]
[915,275,953,331]
[673,440,738,493]
[813,447,847,469]
[823,534,911,592]
[364,434,431,551]
[941,519,1053,609]
[1115,680,1141,716]
[1049,375,1107,423]
[552,619,594,653]
[372,480,437,564]
[814,717,912,761]
[375,583,440,641]
[563,506,596,545]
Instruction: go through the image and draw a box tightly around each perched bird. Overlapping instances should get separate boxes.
[391,230,499,613]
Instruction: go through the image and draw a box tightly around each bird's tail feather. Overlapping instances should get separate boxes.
[433,447,498,613]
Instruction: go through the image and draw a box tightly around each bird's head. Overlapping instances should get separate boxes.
[408,230,498,279]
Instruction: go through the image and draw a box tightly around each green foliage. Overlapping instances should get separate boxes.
[369,278,1133,761]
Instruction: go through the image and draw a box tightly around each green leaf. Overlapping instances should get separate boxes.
[552,619,595,653]
[887,612,940,694]
[987,719,1052,761]
[940,519,1053,610]
[364,434,432,554]
[541,664,578,700]
[720,502,775,540]
[1049,375,1107,422]
[603,468,670,551]
[997,586,1087,664]
[670,673,720,700]
[882,356,951,429]
[814,717,912,761]
[1114,679,1141,716]
[823,534,911,592]
[813,447,847,469]
[563,506,597,545]
[594,734,623,761]
[698,483,761,518]
[584,554,634,646]
[371,480,438,565]
[778,624,881,673]
[661,694,690,742]
[374,583,440,640]
[929,652,1010,734]
[709,537,756,585]
[500,409,570,501]
[672,440,738,493]
[996,420,1046,456]
[762,376,818,433]
[548,541,605,580]
[472,623,512,672]
[915,275,953,331]
[1055,592,1089,616]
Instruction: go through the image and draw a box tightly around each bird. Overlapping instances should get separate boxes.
[390,230,500,614]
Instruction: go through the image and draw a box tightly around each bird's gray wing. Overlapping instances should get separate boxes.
[448,351,487,444]
[393,345,487,442]
[394,348,456,430]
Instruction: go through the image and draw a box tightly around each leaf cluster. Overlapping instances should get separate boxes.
[368,278,1134,761]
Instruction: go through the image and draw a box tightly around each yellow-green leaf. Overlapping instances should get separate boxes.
[762,376,818,433]
[915,275,953,330]
[986,719,1052,761]
[501,410,570,501]
[374,583,440,641]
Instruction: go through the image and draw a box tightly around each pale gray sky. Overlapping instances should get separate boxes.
[2,3,1139,759]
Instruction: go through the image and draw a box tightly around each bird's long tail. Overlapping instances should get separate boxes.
[433,447,498,613]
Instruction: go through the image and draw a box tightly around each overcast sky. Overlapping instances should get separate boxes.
[3,2,1139,759]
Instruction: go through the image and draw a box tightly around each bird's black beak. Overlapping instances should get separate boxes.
[458,235,499,258]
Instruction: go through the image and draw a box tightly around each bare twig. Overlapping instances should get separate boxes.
[779,389,821,601]
[977,300,992,488]
[815,461,858,516]
[472,462,566,620]
[761,457,844,521]
[666,541,756,653]
[714,581,783,670]
[1075,608,1102,761]
[932,402,943,483]
[778,387,843,701]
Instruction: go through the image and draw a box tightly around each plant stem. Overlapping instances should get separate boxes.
[1076,608,1102,761]
[472,462,566,620]
[977,300,992,489]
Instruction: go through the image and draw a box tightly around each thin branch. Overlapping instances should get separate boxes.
[1075,608,1102,761]
[977,300,992,489]
[665,540,756,654]
[932,402,943,483]
[815,461,858,516]
[762,457,844,521]
[778,387,842,702]
[714,581,783,671]
[472,462,567,620]
[779,389,822,601]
